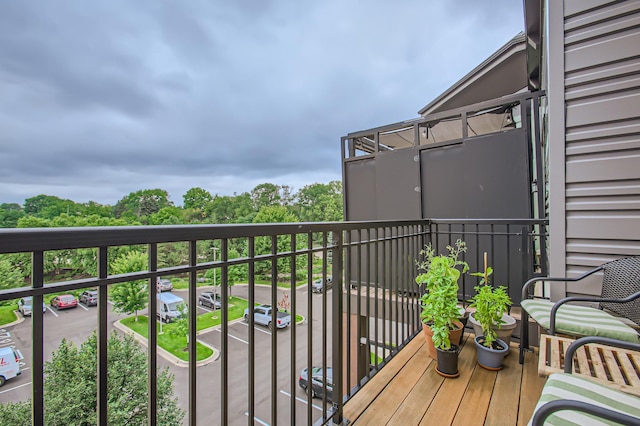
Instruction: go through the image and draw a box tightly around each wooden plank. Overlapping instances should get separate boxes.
[575,346,590,375]
[484,344,522,426]
[517,347,547,426]
[354,343,431,425]
[452,358,497,425]
[619,352,640,390]
[343,333,424,422]
[588,345,608,380]
[387,363,444,425]
[419,335,477,425]
[538,335,549,375]
[603,348,626,387]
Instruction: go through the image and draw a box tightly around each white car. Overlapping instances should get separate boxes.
[18,297,46,316]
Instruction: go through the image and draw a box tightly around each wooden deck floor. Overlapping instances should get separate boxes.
[343,332,546,426]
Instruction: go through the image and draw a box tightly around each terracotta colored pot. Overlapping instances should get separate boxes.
[422,321,464,360]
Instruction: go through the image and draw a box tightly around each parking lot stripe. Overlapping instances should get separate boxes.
[0,381,31,395]
[47,306,59,317]
[244,412,269,426]
[214,329,248,345]
[279,390,324,411]
[77,303,89,311]
[237,321,272,336]
[197,305,212,313]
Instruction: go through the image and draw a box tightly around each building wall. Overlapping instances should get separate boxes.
[548,0,640,297]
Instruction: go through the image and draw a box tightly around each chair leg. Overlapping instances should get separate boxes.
[519,310,529,364]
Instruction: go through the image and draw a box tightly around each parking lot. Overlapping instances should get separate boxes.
[0,284,334,425]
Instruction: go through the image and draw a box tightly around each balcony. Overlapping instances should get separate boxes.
[0,218,546,425]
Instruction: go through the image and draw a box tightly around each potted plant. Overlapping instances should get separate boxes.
[468,258,512,370]
[416,240,468,375]
[468,257,517,346]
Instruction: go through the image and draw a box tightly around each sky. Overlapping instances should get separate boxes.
[0,1,524,207]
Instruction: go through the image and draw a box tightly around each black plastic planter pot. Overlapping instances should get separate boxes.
[475,336,509,370]
[436,345,460,378]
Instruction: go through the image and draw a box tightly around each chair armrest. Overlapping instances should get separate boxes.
[564,336,640,373]
[521,266,603,301]
[532,399,640,426]
[550,290,640,334]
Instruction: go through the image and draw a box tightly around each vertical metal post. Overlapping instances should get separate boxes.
[31,251,44,426]
[331,230,344,425]
[247,237,256,424]
[270,235,278,426]
[188,241,197,426]
[306,233,313,424]
[220,239,229,425]
[97,247,108,425]
[289,233,297,423]
[147,243,158,426]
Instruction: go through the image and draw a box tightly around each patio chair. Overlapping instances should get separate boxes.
[519,256,640,364]
[529,336,640,426]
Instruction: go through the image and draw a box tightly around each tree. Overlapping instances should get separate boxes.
[0,203,24,228]
[0,258,24,293]
[295,181,343,222]
[253,206,305,276]
[110,252,149,321]
[167,303,189,350]
[113,189,173,221]
[250,183,282,210]
[183,187,213,212]
[0,332,184,425]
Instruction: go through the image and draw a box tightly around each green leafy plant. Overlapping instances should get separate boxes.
[416,240,468,350]
[469,263,512,348]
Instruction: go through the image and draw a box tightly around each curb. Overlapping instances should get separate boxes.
[113,318,219,368]
[0,311,25,328]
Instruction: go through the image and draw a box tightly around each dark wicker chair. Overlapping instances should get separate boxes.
[519,256,640,364]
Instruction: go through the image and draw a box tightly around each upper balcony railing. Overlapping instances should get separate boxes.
[0,217,546,425]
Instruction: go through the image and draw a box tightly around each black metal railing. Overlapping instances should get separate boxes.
[0,218,546,425]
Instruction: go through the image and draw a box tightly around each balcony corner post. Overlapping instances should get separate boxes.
[331,230,348,425]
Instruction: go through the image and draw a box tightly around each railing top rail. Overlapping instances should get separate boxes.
[429,218,547,225]
[0,219,429,253]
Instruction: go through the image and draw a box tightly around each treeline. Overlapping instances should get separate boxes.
[0,182,342,292]
[0,181,342,228]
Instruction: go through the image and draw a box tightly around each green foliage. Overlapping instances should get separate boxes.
[147,206,185,225]
[167,303,190,349]
[182,187,213,211]
[253,206,306,276]
[0,258,24,291]
[250,183,283,210]
[0,333,184,425]
[295,181,343,222]
[416,240,468,350]
[0,203,24,228]
[469,264,512,347]
[110,251,149,320]
[113,189,173,221]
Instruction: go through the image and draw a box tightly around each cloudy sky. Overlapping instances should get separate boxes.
[0,1,524,206]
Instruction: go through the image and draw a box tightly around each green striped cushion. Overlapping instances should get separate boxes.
[528,373,640,426]
[521,299,639,343]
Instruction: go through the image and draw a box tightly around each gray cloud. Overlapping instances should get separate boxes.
[0,0,523,206]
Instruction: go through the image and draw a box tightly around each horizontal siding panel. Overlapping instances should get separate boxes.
[565,117,640,141]
[565,74,640,100]
[567,239,640,256]
[565,27,640,73]
[566,179,640,196]
[565,89,640,128]
[566,57,640,87]
[564,0,619,18]
[566,213,640,240]
[566,133,640,155]
[566,195,640,210]
[565,4,640,41]
[566,150,640,181]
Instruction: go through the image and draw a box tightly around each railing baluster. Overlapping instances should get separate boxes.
[220,238,229,425]
[188,241,197,426]
[31,250,44,426]
[270,235,278,426]
[331,230,344,424]
[97,247,108,426]
[248,236,256,425]
[147,243,158,426]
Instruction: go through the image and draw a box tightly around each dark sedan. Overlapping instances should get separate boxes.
[298,367,333,402]
[198,291,222,309]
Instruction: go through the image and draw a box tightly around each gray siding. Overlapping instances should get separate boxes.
[562,0,640,295]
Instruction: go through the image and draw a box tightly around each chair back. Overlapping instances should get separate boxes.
[600,256,640,326]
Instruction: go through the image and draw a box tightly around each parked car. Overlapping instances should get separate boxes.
[243,305,291,330]
[17,297,46,316]
[79,290,98,306]
[311,278,332,293]
[156,278,173,292]
[198,291,222,309]
[0,346,22,387]
[299,367,333,401]
[50,295,78,310]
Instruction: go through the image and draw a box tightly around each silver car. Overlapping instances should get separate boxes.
[156,278,173,292]
[18,297,46,316]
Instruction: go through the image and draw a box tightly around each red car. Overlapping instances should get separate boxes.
[50,294,78,310]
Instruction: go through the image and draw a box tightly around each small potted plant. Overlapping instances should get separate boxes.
[416,240,468,375]
[468,258,512,370]
[468,256,517,346]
